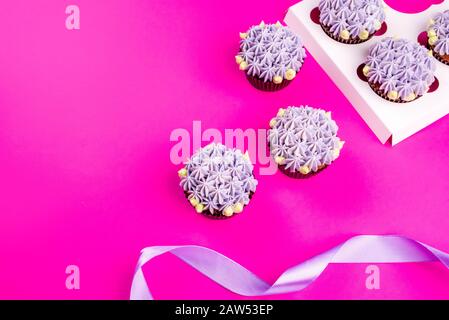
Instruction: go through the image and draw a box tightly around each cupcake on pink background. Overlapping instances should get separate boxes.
[236,21,306,91]
[362,37,436,103]
[178,143,257,219]
[268,106,344,179]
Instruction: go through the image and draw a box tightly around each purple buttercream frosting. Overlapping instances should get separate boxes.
[180,143,257,215]
[268,106,343,174]
[319,0,385,39]
[429,10,449,56]
[365,37,436,99]
[238,23,306,82]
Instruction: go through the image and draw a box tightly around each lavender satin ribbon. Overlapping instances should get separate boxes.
[130,235,449,300]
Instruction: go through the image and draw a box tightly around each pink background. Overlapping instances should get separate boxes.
[0,0,449,299]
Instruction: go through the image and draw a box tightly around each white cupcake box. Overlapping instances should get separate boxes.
[285,0,449,145]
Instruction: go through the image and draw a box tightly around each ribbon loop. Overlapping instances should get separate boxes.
[130,235,449,300]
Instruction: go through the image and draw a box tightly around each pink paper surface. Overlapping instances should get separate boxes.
[0,0,449,299]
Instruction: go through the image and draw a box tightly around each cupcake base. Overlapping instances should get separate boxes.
[246,74,292,92]
[184,191,254,219]
[368,81,422,104]
[267,141,328,179]
[321,23,373,45]
[430,45,449,66]
[278,164,327,179]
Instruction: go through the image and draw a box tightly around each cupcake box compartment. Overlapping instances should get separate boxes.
[285,0,449,145]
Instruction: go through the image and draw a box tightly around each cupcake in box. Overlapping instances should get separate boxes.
[236,21,306,91]
[178,143,257,219]
[319,0,385,44]
[362,37,436,103]
[268,106,344,179]
[428,10,449,66]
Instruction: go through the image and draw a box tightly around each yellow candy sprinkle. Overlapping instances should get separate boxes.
[299,166,311,175]
[428,35,438,46]
[273,75,283,84]
[333,149,340,159]
[363,65,370,77]
[235,55,243,64]
[359,29,370,40]
[285,69,296,81]
[189,197,199,207]
[404,93,416,102]
[239,61,248,71]
[277,108,285,117]
[195,204,204,213]
[387,91,399,101]
[178,168,187,178]
[274,156,285,165]
[340,29,350,40]
[223,206,234,217]
[428,29,436,38]
[233,203,244,214]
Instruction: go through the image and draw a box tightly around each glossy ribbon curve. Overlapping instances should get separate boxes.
[130,235,449,300]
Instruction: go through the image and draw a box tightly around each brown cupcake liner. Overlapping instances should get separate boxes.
[368,81,422,104]
[321,23,373,45]
[246,74,292,92]
[184,191,254,219]
[278,164,327,179]
[429,45,449,66]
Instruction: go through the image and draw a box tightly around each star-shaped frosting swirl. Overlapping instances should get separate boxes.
[180,143,257,216]
[268,106,343,175]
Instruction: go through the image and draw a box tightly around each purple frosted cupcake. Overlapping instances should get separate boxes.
[178,143,257,219]
[427,10,449,66]
[319,0,385,44]
[362,37,436,103]
[236,21,306,91]
[268,106,344,179]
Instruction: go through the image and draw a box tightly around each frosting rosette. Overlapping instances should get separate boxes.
[363,37,436,102]
[428,10,449,65]
[178,143,257,218]
[268,106,344,178]
[236,21,306,91]
[319,0,385,44]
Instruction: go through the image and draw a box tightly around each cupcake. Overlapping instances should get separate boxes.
[428,11,449,66]
[178,143,257,219]
[362,37,436,103]
[318,0,385,44]
[236,21,306,92]
[268,106,344,179]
